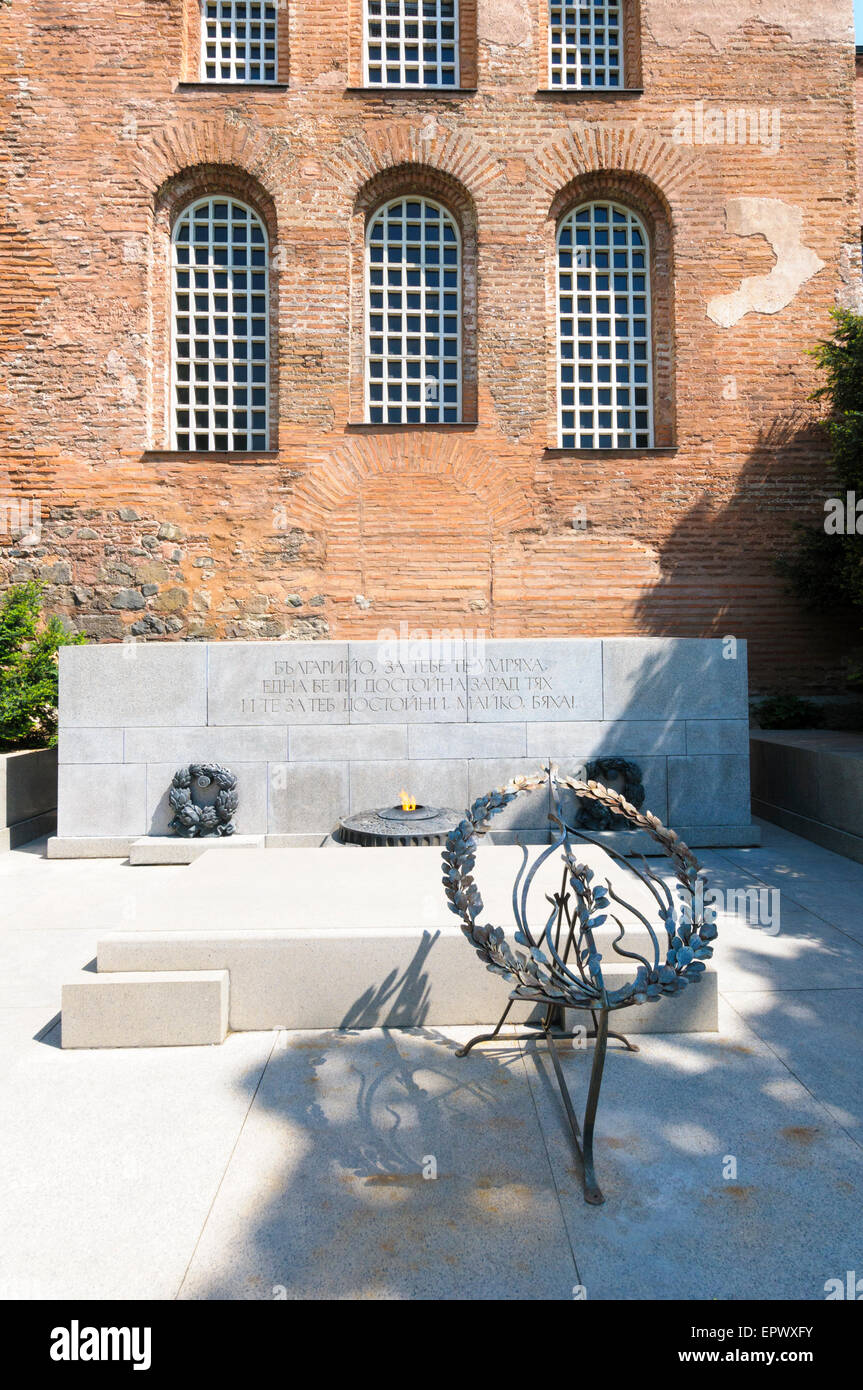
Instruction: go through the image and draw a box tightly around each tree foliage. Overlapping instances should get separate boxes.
[776,310,863,651]
[0,582,85,749]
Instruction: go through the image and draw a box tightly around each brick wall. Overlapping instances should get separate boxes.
[857,50,863,220]
[1,0,861,693]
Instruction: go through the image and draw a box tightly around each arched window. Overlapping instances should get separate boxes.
[557,201,652,450]
[365,1,459,88]
[366,197,461,424]
[201,1,279,83]
[549,1,623,89]
[172,197,269,452]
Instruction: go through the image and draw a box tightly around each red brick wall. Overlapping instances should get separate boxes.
[857,51,863,220]
[1,0,861,693]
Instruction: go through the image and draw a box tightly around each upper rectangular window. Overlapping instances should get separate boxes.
[201,1,279,83]
[549,0,623,89]
[365,0,459,88]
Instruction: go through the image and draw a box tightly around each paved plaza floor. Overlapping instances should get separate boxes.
[0,820,860,1300]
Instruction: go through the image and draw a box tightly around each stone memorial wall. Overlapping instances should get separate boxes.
[53,637,758,854]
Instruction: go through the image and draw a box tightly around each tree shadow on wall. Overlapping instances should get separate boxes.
[632,411,852,690]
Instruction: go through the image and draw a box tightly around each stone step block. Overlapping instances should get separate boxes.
[129,835,265,865]
[61,970,229,1049]
[48,836,136,859]
[96,930,717,1034]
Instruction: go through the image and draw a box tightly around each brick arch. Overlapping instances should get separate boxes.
[549,168,675,244]
[354,162,477,227]
[154,164,279,246]
[133,117,283,211]
[326,123,502,207]
[533,124,694,220]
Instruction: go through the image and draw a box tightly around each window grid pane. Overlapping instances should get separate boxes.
[557,201,653,450]
[172,197,270,452]
[365,0,459,88]
[549,0,623,89]
[201,0,278,83]
[365,197,462,425]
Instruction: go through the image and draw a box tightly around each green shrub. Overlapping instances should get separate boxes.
[753,694,825,731]
[0,582,85,749]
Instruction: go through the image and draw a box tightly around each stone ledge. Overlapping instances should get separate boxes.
[48,836,136,859]
[0,808,56,853]
[1,747,57,830]
[752,798,863,867]
[565,825,761,854]
[265,833,335,848]
[46,824,762,857]
[96,930,718,1034]
[751,731,863,859]
[61,970,229,1049]
[129,835,265,866]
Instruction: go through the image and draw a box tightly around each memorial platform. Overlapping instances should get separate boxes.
[59,844,718,1047]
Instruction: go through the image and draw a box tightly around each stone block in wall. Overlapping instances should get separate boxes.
[668,755,751,827]
[59,644,207,727]
[602,639,749,721]
[58,764,147,837]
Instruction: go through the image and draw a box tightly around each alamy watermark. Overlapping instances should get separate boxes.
[824,1271,863,1300]
[824,492,863,536]
[0,498,41,545]
[679,880,780,936]
[673,101,781,154]
[376,622,487,673]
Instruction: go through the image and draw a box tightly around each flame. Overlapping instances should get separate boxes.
[400,789,417,812]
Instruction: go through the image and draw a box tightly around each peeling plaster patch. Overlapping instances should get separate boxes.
[644,0,850,50]
[312,69,347,90]
[836,243,863,314]
[477,0,532,48]
[707,197,824,328]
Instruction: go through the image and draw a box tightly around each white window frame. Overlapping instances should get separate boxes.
[171,196,270,453]
[556,200,653,451]
[365,196,462,425]
[364,0,460,89]
[548,0,624,90]
[200,0,279,84]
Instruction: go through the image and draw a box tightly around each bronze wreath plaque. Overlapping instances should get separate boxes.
[442,766,717,1203]
[168,764,239,838]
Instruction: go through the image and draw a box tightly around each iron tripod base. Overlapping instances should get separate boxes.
[455,1000,639,1205]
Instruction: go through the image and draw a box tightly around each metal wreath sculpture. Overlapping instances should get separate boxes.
[442,766,717,1204]
[168,764,239,838]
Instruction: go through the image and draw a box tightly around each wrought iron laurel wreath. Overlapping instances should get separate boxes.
[442,766,717,1203]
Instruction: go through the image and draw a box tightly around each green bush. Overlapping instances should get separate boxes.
[0,582,85,750]
[753,694,825,731]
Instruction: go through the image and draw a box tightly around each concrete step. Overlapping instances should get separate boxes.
[48,836,136,859]
[61,970,229,1049]
[95,930,717,1034]
[129,835,264,865]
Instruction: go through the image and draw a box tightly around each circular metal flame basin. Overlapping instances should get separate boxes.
[338,804,463,847]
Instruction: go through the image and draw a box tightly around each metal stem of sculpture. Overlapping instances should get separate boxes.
[442,766,717,1206]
